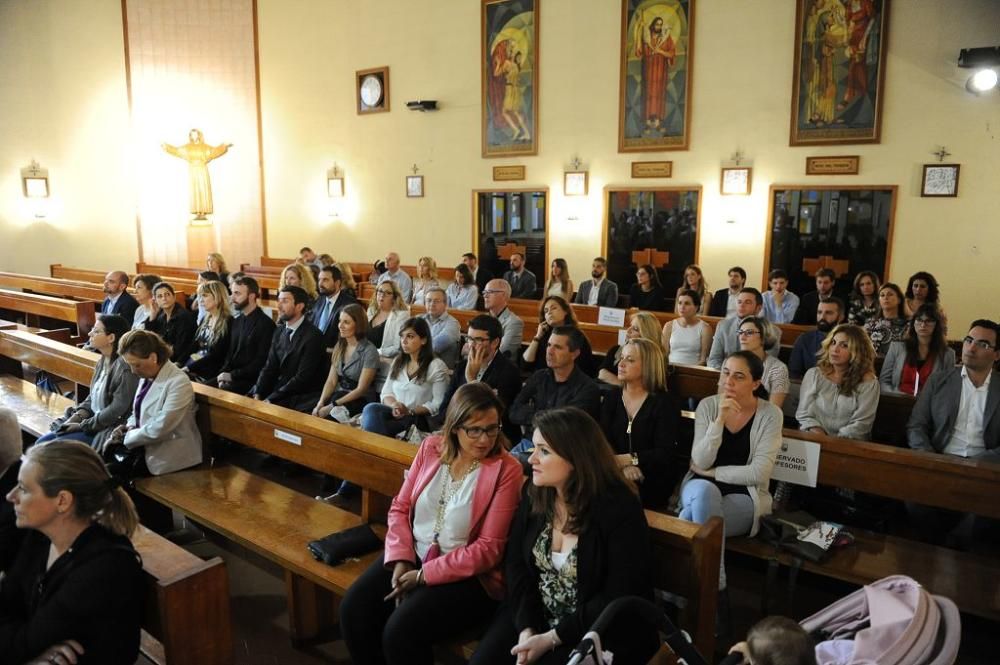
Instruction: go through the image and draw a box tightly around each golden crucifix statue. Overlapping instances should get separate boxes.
[162,129,232,220]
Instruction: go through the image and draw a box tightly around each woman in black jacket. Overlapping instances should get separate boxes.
[149,281,196,365]
[1,439,144,665]
[185,280,233,381]
[470,407,659,665]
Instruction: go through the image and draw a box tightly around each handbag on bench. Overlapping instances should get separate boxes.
[307,524,382,566]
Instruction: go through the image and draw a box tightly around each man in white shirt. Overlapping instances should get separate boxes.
[377,252,413,302]
[420,287,461,369]
[573,257,619,307]
[482,279,524,357]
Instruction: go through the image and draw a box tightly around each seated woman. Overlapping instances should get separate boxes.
[599,338,681,508]
[103,330,203,477]
[628,263,666,311]
[367,280,410,389]
[313,304,380,419]
[737,316,790,408]
[280,262,318,305]
[187,270,220,321]
[662,289,711,366]
[1,439,144,665]
[522,296,595,376]
[879,304,955,395]
[334,261,359,298]
[339,383,523,665]
[38,314,139,451]
[470,407,660,665]
[544,258,574,302]
[847,270,880,326]
[678,351,781,593]
[148,282,196,365]
[184,281,233,382]
[447,263,479,310]
[676,264,712,315]
[598,311,663,385]
[0,407,22,572]
[863,282,907,356]
[796,324,879,440]
[130,273,161,330]
[410,256,440,305]
[205,252,230,288]
[904,271,947,323]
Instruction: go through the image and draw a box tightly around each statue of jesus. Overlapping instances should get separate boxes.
[162,129,232,220]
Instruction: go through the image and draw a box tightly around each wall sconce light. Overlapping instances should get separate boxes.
[720,150,752,196]
[564,157,588,196]
[21,160,49,198]
[327,164,345,198]
[958,46,1000,94]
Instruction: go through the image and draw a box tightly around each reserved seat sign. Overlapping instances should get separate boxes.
[771,437,821,487]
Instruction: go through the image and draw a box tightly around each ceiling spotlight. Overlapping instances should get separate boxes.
[967,68,999,94]
[958,46,1000,95]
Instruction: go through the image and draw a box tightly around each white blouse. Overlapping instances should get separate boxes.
[380,357,450,416]
[412,464,481,559]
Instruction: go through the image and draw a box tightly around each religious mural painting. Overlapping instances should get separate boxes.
[618,0,695,152]
[603,187,701,306]
[789,0,890,146]
[482,0,539,158]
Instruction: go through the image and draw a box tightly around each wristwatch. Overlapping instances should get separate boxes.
[630,453,639,467]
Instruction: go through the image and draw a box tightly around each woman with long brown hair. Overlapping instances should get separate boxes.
[185,280,233,381]
[544,258,573,302]
[879,304,955,395]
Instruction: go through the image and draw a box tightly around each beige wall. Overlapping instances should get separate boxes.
[2,0,999,329]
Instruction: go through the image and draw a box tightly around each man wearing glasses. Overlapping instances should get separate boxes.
[482,279,524,357]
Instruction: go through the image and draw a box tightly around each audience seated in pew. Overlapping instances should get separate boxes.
[368,280,410,388]
[708,288,779,369]
[863,282,907,356]
[0,407,22,572]
[788,297,844,379]
[447,263,480,311]
[1,440,144,665]
[880,304,955,395]
[377,252,414,303]
[205,252,230,287]
[100,270,139,322]
[628,262,668,312]
[679,351,781,594]
[793,267,837,326]
[904,271,947,325]
[574,256,618,308]
[599,338,682,509]
[313,303,379,421]
[340,384,523,665]
[543,258,573,302]
[503,251,537,300]
[600,311,664,386]
[796,324,880,441]
[189,270,221,321]
[312,264,358,350]
[334,261,359,299]
[737,317,790,409]
[410,256,441,306]
[226,270,244,297]
[708,266,746,318]
[280,262,318,305]
[483,279,524,359]
[130,273,161,330]
[37,314,138,450]
[761,269,799,325]
[847,270,880,327]
[522,296,595,377]
[250,285,326,413]
[214,276,276,394]
[676,264,712,316]
[462,252,493,295]
[148,281,196,365]
[662,289,711,366]
[509,326,601,454]
[298,246,323,271]
[470,407,660,665]
[184,280,232,382]
[420,287,461,369]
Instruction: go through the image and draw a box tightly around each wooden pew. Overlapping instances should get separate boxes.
[0,271,190,316]
[49,264,196,302]
[0,288,95,343]
[136,262,202,282]
[260,256,294,268]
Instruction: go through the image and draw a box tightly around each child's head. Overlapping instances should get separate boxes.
[746,616,816,665]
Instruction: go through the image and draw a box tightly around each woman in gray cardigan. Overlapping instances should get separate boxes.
[39,314,139,451]
[678,351,782,590]
[879,305,955,395]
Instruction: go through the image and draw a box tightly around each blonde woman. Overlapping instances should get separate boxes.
[662,289,712,366]
[411,256,440,305]
[280,262,318,303]
[317,253,336,267]
[676,264,712,315]
[544,258,574,302]
[367,280,411,385]
[598,311,665,385]
[185,280,233,382]
[205,252,230,284]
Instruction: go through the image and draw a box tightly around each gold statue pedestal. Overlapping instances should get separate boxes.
[186,218,215,264]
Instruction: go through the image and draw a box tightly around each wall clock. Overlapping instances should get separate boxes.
[356,66,389,114]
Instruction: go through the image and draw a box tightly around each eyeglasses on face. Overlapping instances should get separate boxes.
[737,329,760,337]
[458,424,500,439]
[482,289,503,296]
[963,336,996,351]
[913,318,936,326]
[376,290,394,296]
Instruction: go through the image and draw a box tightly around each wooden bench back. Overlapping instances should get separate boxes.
[136,262,202,282]
[0,288,95,341]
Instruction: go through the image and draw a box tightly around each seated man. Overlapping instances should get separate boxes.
[482,278,524,357]
[503,252,537,299]
[463,251,493,294]
[794,268,837,325]
[788,297,845,379]
[102,270,139,321]
[707,288,778,369]
[215,276,276,395]
[420,287,461,369]
[574,256,619,307]
[250,285,326,412]
[509,326,601,452]
[761,269,799,324]
[312,264,357,349]
[708,266,746,318]
[376,252,413,303]
[299,246,323,270]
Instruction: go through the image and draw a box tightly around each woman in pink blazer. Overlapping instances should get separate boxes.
[340,382,524,665]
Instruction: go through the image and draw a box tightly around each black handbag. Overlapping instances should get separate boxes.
[307,524,382,566]
[757,510,852,563]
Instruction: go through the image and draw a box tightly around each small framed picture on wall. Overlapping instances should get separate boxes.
[406,175,424,198]
[921,164,960,197]
[721,167,752,195]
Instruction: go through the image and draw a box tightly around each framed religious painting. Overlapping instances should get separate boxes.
[618,0,695,152]
[789,0,891,146]
[482,0,539,158]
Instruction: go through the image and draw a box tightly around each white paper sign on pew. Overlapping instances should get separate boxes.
[598,307,627,328]
[770,437,821,487]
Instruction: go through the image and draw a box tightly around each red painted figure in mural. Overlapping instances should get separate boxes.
[635,16,676,134]
[842,0,874,108]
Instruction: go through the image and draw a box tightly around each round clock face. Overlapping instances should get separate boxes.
[360,74,383,107]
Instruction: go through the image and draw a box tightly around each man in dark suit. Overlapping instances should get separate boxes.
[503,252,538,299]
[574,257,619,308]
[708,266,746,318]
[251,285,325,412]
[101,271,139,321]
[463,252,493,295]
[794,268,837,325]
[215,276,276,395]
[312,264,357,349]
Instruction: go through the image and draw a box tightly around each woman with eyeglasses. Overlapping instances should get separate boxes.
[447,263,479,311]
[662,289,711,366]
[367,280,410,389]
[37,315,139,453]
[628,263,666,311]
[863,283,908,356]
[678,351,782,594]
[797,324,879,440]
[522,296,595,376]
[879,304,955,395]
[340,383,522,665]
[736,316,789,408]
[598,311,664,386]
